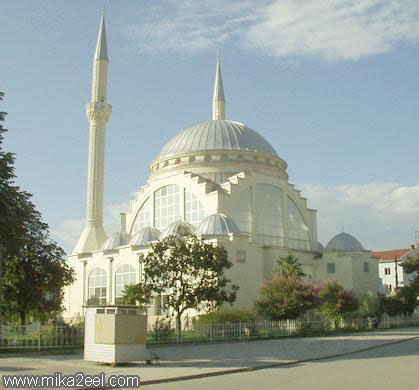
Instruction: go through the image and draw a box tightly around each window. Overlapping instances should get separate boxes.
[185,189,205,226]
[363,262,370,273]
[236,250,246,263]
[384,267,391,275]
[254,184,284,246]
[229,187,252,233]
[287,196,311,251]
[87,268,107,305]
[132,198,150,233]
[327,263,336,274]
[114,264,137,304]
[154,185,181,230]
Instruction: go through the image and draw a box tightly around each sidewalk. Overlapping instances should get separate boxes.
[0,327,418,388]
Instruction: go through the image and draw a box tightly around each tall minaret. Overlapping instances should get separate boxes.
[73,11,111,254]
[212,53,226,120]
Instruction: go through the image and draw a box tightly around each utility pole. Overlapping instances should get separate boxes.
[394,255,399,291]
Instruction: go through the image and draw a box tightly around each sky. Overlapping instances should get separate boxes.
[1,0,418,253]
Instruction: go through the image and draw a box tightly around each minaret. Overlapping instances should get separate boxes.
[212,52,226,120]
[73,11,111,254]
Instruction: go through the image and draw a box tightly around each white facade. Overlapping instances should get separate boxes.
[63,13,381,322]
[374,247,417,294]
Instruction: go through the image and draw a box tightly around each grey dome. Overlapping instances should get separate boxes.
[325,232,364,252]
[317,242,325,253]
[160,220,196,240]
[196,213,240,236]
[130,227,160,246]
[102,232,131,251]
[158,120,278,159]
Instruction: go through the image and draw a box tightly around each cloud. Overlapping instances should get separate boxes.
[52,202,129,255]
[123,0,419,61]
[300,182,419,250]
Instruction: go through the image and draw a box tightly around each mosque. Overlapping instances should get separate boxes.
[63,13,380,321]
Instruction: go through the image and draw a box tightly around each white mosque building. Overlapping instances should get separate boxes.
[63,13,380,321]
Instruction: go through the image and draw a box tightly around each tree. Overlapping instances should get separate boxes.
[255,276,321,320]
[316,282,358,327]
[357,291,384,319]
[0,92,74,325]
[274,254,305,279]
[142,235,238,340]
[402,254,419,295]
[120,283,151,307]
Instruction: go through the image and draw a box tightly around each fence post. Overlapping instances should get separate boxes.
[37,323,41,352]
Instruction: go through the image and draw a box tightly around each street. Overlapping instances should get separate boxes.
[145,337,419,390]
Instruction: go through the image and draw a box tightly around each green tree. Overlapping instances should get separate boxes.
[120,283,151,307]
[316,281,358,327]
[274,254,305,279]
[0,92,74,325]
[255,276,320,320]
[357,291,384,319]
[402,253,419,296]
[142,235,238,340]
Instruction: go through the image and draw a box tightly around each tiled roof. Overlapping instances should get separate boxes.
[372,248,412,261]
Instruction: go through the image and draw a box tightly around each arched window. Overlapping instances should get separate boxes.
[229,187,251,233]
[87,268,107,305]
[185,189,205,226]
[154,185,181,230]
[287,196,311,250]
[254,184,284,246]
[114,264,137,304]
[132,197,150,233]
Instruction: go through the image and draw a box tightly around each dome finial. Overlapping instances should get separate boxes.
[212,51,225,120]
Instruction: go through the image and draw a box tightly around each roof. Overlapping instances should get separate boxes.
[95,12,108,61]
[196,213,240,236]
[130,227,160,246]
[102,231,130,251]
[372,248,412,261]
[160,220,196,240]
[325,232,365,252]
[157,120,278,159]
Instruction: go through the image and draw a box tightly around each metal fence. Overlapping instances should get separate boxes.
[0,324,84,351]
[1,314,418,350]
[147,314,419,344]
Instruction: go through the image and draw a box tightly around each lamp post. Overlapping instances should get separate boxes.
[394,255,399,291]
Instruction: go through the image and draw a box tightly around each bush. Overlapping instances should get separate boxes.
[195,307,256,326]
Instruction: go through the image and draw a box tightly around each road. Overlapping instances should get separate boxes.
[144,337,419,390]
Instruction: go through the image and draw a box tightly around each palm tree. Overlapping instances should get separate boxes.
[275,254,305,279]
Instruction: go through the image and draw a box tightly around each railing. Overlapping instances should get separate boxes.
[147,314,419,344]
[1,314,418,351]
[0,324,84,351]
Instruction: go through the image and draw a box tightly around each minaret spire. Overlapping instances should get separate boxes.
[74,11,112,254]
[212,52,226,120]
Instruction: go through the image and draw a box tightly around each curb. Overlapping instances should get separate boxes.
[140,335,419,386]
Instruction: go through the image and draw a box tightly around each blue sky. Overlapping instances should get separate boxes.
[1,0,418,252]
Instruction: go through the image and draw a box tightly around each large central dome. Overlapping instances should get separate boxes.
[157,119,278,159]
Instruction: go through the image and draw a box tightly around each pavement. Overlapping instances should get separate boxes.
[0,327,418,389]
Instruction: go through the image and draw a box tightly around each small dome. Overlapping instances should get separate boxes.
[130,227,160,246]
[157,120,278,159]
[102,232,131,251]
[196,213,240,236]
[325,232,364,252]
[160,220,196,240]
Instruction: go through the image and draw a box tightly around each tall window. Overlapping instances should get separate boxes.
[287,197,310,250]
[229,187,251,233]
[114,264,137,304]
[185,189,205,226]
[254,184,284,246]
[87,268,107,305]
[132,197,150,233]
[154,185,181,230]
